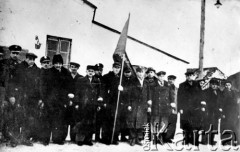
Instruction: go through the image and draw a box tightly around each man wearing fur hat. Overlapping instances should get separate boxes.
[45,54,70,145]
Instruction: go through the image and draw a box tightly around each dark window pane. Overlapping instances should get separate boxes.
[47,39,58,52]
[60,40,70,53]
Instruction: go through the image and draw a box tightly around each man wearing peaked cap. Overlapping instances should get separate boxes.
[204,77,222,145]
[94,63,105,142]
[100,62,123,145]
[177,70,199,145]
[157,71,166,76]
[65,61,83,142]
[74,64,102,146]
[40,56,50,69]
[95,63,104,80]
[38,55,51,145]
[113,62,121,68]
[185,71,195,76]
[209,78,219,85]
[95,63,104,69]
[15,51,40,146]
[70,62,80,69]
[156,71,168,87]
[26,52,38,59]
[40,56,50,63]
[9,45,22,52]
[168,75,177,80]
[146,67,155,74]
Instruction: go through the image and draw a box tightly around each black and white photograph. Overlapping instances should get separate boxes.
[0,0,240,151]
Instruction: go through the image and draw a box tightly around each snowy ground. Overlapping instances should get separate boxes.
[0,141,239,152]
[1,114,238,152]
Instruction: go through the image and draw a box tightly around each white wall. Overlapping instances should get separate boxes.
[0,0,204,85]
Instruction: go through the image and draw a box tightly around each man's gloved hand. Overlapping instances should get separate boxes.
[38,100,43,106]
[128,106,132,111]
[201,107,205,112]
[97,97,103,102]
[201,101,206,106]
[68,93,74,99]
[40,103,44,109]
[219,108,223,112]
[75,105,79,109]
[69,100,73,106]
[97,106,101,111]
[170,103,176,108]
[9,97,16,104]
[118,85,123,91]
[180,109,183,114]
[147,107,151,113]
[147,100,152,106]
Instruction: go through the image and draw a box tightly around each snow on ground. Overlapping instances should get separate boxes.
[0,141,239,152]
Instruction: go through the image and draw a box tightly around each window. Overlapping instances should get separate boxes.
[46,35,72,68]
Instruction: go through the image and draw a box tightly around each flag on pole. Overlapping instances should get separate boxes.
[113,14,136,76]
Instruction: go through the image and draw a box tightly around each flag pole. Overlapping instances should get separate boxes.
[111,54,125,144]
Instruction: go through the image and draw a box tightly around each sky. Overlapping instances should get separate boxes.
[89,0,240,77]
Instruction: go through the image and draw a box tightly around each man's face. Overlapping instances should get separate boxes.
[95,69,103,76]
[158,75,165,81]
[199,80,205,88]
[41,61,50,69]
[211,84,218,90]
[137,71,144,79]
[70,65,78,74]
[186,74,195,81]
[168,79,175,85]
[124,71,132,78]
[26,57,35,66]
[54,62,63,71]
[225,83,232,90]
[10,51,20,60]
[112,66,121,75]
[86,69,95,77]
[147,71,155,78]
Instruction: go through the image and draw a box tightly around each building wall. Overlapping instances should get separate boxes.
[0,0,188,85]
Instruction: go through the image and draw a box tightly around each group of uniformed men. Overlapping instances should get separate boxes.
[0,45,239,148]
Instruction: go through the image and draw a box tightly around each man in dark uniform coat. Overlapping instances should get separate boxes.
[220,80,239,145]
[1,45,27,145]
[65,62,83,142]
[161,75,178,143]
[46,54,70,145]
[38,56,51,145]
[101,62,122,145]
[94,63,105,142]
[144,67,158,123]
[119,67,135,142]
[74,65,102,146]
[4,45,22,106]
[151,71,172,144]
[127,67,148,146]
[18,53,40,143]
[204,78,222,145]
[177,71,199,145]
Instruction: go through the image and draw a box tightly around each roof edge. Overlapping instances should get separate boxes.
[82,0,97,9]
